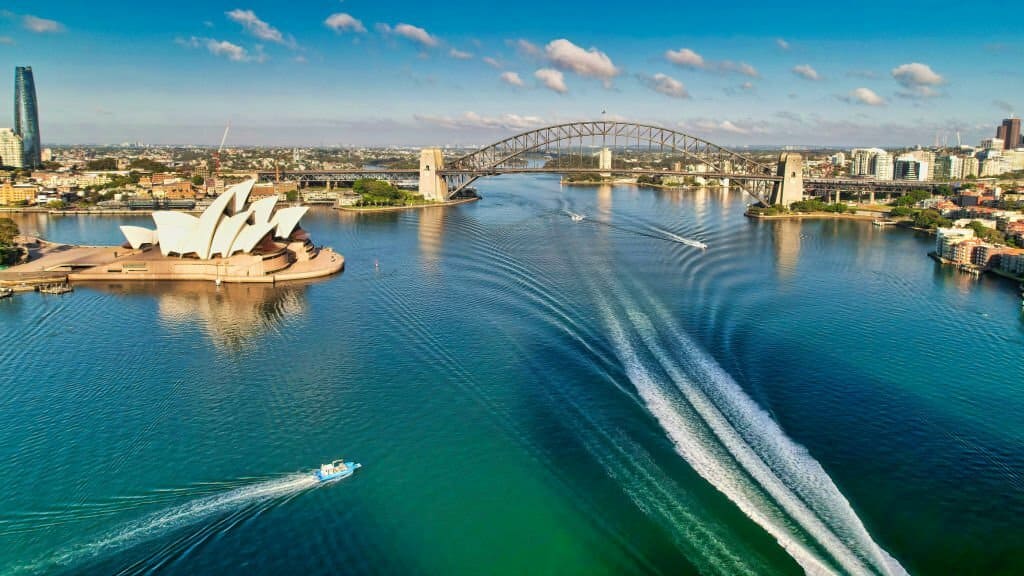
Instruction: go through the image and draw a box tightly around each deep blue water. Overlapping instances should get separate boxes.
[2,177,1022,575]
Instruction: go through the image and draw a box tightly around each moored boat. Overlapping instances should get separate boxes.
[313,459,361,483]
[0,287,12,299]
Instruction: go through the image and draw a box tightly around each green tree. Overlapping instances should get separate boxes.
[128,158,170,172]
[911,209,951,230]
[191,175,205,186]
[85,158,118,170]
[47,199,67,210]
[286,190,299,202]
[0,217,19,246]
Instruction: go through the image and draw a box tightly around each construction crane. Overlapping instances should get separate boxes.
[210,121,231,191]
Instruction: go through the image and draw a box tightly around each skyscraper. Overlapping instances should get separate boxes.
[14,66,41,168]
[997,117,1020,151]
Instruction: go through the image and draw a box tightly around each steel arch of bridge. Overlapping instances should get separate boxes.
[444,121,775,203]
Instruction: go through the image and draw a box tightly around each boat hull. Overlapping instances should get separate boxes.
[314,462,361,483]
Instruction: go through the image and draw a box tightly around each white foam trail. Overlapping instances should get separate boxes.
[31,474,317,573]
[594,279,908,575]
[629,286,908,576]
[650,226,707,249]
[597,300,838,575]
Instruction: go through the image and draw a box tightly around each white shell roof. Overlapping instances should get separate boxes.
[120,179,308,260]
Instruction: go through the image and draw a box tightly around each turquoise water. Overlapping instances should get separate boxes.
[2,177,1022,575]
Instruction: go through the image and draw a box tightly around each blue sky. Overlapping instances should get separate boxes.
[1,0,1022,147]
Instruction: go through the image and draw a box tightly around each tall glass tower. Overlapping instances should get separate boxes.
[14,66,41,168]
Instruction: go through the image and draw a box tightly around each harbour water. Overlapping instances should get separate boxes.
[2,176,1022,575]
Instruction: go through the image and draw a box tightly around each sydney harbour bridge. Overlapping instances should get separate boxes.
[256,121,947,206]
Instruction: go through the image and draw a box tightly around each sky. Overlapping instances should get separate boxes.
[1,0,1022,147]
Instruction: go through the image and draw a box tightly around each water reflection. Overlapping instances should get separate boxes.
[418,206,445,266]
[88,281,310,351]
[771,219,802,279]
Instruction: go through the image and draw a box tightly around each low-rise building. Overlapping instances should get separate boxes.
[0,182,38,205]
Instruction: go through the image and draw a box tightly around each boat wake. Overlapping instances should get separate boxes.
[19,473,318,575]
[590,274,906,576]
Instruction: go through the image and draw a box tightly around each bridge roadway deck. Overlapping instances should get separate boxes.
[258,169,947,190]
[258,168,782,181]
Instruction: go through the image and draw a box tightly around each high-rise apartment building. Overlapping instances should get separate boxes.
[14,66,42,168]
[870,151,893,180]
[0,128,24,168]
[997,117,1021,151]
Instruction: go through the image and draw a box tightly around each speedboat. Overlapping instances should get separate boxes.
[568,211,585,222]
[313,459,361,483]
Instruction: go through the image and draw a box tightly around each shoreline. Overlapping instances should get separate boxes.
[336,196,480,213]
[744,211,882,221]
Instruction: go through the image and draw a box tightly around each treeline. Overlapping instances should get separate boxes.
[0,218,23,265]
[353,179,427,207]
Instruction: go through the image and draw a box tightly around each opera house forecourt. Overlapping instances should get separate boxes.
[68,179,343,283]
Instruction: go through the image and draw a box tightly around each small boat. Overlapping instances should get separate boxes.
[313,459,361,483]
[39,283,73,295]
[0,287,12,299]
[567,211,585,222]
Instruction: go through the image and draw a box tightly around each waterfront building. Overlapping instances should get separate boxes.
[14,66,42,168]
[120,179,308,259]
[0,181,37,205]
[935,227,975,260]
[0,128,24,168]
[998,250,1024,275]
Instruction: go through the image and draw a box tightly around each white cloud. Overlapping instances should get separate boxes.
[535,68,567,94]
[639,73,689,99]
[414,112,546,131]
[324,13,366,34]
[891,62,944,98]
[679,119,754,135]
[509,38,541,58]
[741,82,754,91]
[665,48,757,77]
[0,36,14,45]
[776,38,790,50]
[665,48,705,69]
[178,36,256,62]
[226,9,293,47]
[500,71,524,87]
[719,60,759,77]
[719,120,748,134]
[844,87,885,106]
[449,48,473,60]
[792,64,820,81]
[544,39,619,85]
[392,23,438,48]
[23,15,63,33]
[294,55,308,64]
[483,56,503,69]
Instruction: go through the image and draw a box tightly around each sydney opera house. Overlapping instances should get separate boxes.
[69,180,343,283]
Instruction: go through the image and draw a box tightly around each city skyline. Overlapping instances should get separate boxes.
[1,0,1022,146]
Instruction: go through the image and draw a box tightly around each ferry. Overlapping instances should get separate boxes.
[313,459,361,483]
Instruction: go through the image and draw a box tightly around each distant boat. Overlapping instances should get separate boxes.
[567,211,585,222]
[0,287,12,299]
[313,459,361,483]
[39,283,73,295]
